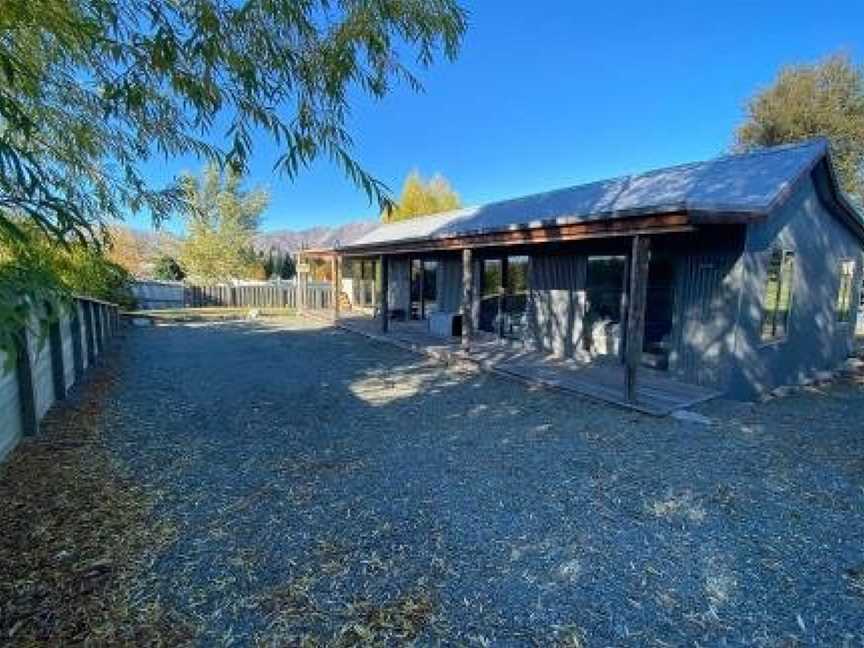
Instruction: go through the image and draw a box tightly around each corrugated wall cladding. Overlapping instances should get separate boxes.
[669,252,741,388]
[528,255,587,356]
[728,170,864,398]
[438,258,463,312]
[388,258,410,314]
[0,297,120,463]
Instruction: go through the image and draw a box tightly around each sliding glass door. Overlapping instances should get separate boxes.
[479,255,529,338]
[479,259,502,333]
[502,256,529,339]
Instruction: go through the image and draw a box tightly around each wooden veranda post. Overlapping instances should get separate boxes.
[296,252,304,315]
[624,235,651,402]
[379,255,389,333]
[331,255,340,320]
[462,248,474,350]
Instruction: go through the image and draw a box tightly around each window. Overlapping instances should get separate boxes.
[836,260,856,323]
[761,249,795,342]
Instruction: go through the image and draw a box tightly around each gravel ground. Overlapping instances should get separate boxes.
[76,319,864,644]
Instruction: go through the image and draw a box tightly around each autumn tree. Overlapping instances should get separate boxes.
[151,255,185,281]
[736,53,864,203]
[180,166,268,281]
[105,226,148,276]
[382,171,461,222]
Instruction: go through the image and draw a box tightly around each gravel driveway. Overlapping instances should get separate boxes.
[30,319,864,644]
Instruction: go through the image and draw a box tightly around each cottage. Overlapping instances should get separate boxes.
[314,139,864,404]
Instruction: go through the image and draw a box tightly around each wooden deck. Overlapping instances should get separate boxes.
[335,314,720,416]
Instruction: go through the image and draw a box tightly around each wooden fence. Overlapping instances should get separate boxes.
[1,297,120,462]
[131,280,334,311]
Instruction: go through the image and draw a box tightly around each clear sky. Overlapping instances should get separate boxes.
[135,1,864,234]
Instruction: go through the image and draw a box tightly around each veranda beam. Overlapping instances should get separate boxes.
[624,235,651,402]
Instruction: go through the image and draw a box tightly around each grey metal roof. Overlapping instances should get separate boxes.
[342,138,839,250]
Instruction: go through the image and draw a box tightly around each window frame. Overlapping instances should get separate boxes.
[835,258,856,324]
[760,248,796,344]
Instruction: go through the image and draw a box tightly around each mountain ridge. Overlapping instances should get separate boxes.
[253,219,378,252]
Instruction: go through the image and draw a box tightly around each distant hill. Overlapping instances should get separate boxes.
[253,220,378,252]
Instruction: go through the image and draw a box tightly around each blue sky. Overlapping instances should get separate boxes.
[136,1,864,234]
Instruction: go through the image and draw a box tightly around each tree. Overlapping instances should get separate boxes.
[179,165,268,281]
[1,223,135,348]
[151,255,185,281]
[105,226,147,276]
[382,171,461,222]
[261,247,295,280]
[0,0,467,245]
[736,53,864,204]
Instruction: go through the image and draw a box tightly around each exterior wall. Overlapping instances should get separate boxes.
[387,257,410,315]
[665,235,745,390]
[528,254,587,357]
[728,171,864,399]
[438,257,463,313]
[524,234,745,392]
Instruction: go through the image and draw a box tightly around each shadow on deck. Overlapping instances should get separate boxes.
[335,314,720,416]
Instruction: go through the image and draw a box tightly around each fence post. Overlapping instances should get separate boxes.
[71,302,84,380]
[47,302,66,401]
[83,301,95,366]
[15,328,38,437]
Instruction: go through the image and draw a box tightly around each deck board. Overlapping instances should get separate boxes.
[335,314,720,416]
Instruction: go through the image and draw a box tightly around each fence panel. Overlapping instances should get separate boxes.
[130,280,185,310]
[180,281,298,309]
[0,297,120,463]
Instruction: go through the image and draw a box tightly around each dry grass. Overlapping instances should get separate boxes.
[331,591,438,646]
[0,363,196,644]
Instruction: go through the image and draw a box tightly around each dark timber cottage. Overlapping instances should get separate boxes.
[312,139,864,405]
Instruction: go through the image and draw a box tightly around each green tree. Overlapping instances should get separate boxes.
[1,224,135,356]
[0,0,466,244]
[261,247,295,280]
[151,255,185,281]
[736,53,864,204]
[180,165,268,281]
[383,171,461,222]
